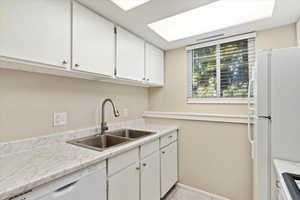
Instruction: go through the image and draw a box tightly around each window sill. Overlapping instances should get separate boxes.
[187,98,253,104]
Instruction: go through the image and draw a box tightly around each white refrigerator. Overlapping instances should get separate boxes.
[252,47,300,200]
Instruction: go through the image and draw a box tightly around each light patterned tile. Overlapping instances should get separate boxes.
[164,185,212,200]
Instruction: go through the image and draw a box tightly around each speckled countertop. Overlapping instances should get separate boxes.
[0,119,178,200]
[273,159,300,200]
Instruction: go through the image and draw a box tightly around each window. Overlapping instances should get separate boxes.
[187,34,255,103]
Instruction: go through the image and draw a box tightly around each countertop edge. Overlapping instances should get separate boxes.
[1,126,179,200]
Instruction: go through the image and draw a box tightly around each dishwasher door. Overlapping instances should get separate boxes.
[15,162,106,200]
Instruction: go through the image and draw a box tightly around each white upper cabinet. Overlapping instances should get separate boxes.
[116,27,145,81]
[0,0,71,68]
[145,43,164,86]
[72,2,114,76]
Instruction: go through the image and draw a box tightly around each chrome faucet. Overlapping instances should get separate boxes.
[100,98,120,134]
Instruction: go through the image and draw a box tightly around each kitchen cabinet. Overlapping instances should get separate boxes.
[145,43,164,86]
[108,162,140,200]
[72,2,114,76]
[160,131,177,148]
[141,151,160,200]
[141,140,160,159]
[108,141,161,200]
[108,148,139,176]
[160,141,178,197]
[116,27,145,81]
[0,0,71,68]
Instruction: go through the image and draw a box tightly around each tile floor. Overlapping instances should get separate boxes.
[163,185,212,200]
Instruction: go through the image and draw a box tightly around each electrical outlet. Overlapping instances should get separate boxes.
[123,108,128,117]
[53,112,67,126]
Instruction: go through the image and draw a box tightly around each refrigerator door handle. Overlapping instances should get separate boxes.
[248,79,255,159]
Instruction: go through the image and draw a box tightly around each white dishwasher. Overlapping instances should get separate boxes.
[13,162,106,200]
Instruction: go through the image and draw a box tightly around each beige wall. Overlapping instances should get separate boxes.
[256,23,297,50]
[0,69,148,142]
[149,24,297,115]
[145,118,251,200]
[147,24,297,200]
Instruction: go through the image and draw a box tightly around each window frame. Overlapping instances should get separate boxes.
[186,33,256,104]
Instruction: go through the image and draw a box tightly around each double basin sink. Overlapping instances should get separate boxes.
[68,129,155,152]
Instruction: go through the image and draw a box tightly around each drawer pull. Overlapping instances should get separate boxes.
[162,151,166,154]
[55,181,77,193]
[142,163,147,167]
[136,167,140,170]
[168,135,173,138]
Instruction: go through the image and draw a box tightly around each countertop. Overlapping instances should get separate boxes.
[0,119,178,200]
[273,159,300,200]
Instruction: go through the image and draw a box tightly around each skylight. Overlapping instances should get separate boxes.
[110,0,151,11]
[148,0,275,41]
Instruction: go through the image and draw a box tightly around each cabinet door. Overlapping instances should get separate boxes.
[116,27,145,81]
[161,142,178,197]
[141,151,160,200]
[109,162,140,200]
[72,2,114,76]
[145,43,164,85]
[0,0,71,68]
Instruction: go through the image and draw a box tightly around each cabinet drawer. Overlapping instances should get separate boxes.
[108,148,139,176]
[160,131,177,148]
[141,139,159,159]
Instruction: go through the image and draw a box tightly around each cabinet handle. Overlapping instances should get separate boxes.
[168,135,173,139]
[162,151,165,154]
[142,77,146,80]
[55,181,77,193]
[74,64,80,68]
[142,163,147,167]
[147,78,150,81]
[136,167,140,170]
[62,60,68,65]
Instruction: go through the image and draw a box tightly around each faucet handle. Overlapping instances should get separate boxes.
[101,122,109,132]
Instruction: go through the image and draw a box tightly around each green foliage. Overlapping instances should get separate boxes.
[192,39,249,98]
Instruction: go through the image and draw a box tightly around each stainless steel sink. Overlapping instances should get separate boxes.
[107,129,155,139]
[67,129,155,151]
[67,134,132,152]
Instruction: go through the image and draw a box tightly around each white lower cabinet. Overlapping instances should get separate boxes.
[108,151,161,200]
[160,142,178,197]
[108,162,140,200]
[141,151,160,200]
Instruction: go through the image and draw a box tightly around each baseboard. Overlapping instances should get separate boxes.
[176,183,230,200]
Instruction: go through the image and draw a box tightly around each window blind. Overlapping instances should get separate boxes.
[187,35,256,99]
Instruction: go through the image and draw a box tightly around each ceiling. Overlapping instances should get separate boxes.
[78,0,300,50]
